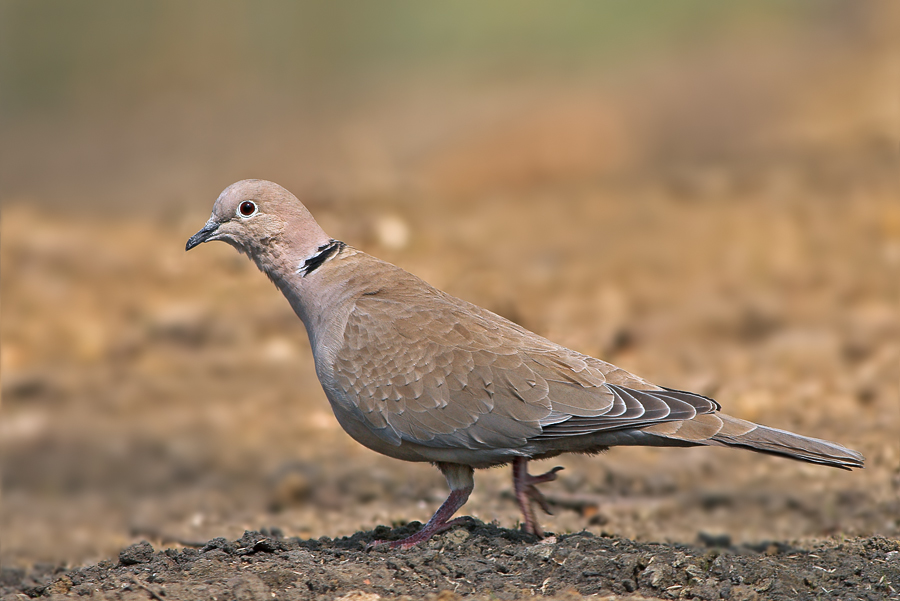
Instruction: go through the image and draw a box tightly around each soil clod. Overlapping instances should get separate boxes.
[3,524,898,600]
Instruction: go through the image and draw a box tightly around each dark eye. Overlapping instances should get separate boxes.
[238,201,257,217]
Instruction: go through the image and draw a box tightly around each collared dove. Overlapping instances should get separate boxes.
[187,179,864,548]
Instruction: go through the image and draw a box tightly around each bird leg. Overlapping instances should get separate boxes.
[512,457,563,537]
[369,463,474,550]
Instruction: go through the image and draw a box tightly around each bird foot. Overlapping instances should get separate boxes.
[513,459,563,537]
[367,517,468,550]
[366,486,472,550]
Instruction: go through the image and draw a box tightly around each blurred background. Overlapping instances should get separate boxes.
[2,1,898,568]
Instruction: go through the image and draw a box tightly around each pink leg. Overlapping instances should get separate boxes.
[512,457,563,537]
[368,463,474,550]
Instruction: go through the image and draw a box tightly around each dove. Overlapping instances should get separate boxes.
[186,179,864,548]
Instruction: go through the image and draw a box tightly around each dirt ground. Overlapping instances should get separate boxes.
[3,524,900,600]
[2,5,899,600]
[3,164,898,599]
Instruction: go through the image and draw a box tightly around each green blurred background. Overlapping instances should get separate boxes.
[2,1,894,214]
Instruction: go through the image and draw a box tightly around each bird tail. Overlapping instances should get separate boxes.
[710,414,864,470]
[642,412,864,470]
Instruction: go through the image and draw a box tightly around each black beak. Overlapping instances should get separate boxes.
[185,221,220,251]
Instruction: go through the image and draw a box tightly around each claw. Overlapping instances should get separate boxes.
[512,459,563,537]
[367,463,474,550]
[529,486,553,515]
[528,465,564,485]
[367,516,468,550]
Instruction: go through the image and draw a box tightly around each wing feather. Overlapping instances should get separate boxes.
[332,279,723,452]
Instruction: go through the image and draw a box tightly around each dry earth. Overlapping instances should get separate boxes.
[3,524,900,600]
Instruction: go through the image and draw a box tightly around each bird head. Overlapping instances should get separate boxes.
[186,180,330,274]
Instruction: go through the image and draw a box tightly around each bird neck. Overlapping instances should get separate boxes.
[265,240,357,350]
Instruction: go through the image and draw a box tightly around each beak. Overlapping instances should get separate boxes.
[185,220,220,251]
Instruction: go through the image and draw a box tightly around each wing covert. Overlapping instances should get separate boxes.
[331,281,720,452]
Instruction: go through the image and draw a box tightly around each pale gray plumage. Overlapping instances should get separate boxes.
[187,179,864,547]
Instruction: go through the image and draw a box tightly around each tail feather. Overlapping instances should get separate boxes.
[711,415,864,470]
[642,412,865,470]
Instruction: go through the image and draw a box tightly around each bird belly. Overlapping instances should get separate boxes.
[324,402,426,462]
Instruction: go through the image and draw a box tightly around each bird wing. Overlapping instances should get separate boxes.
[332,278,719,451]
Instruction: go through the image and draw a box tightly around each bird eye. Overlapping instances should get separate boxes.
[238,201,258,218]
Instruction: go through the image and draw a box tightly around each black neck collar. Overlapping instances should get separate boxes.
[298,239,345,277]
